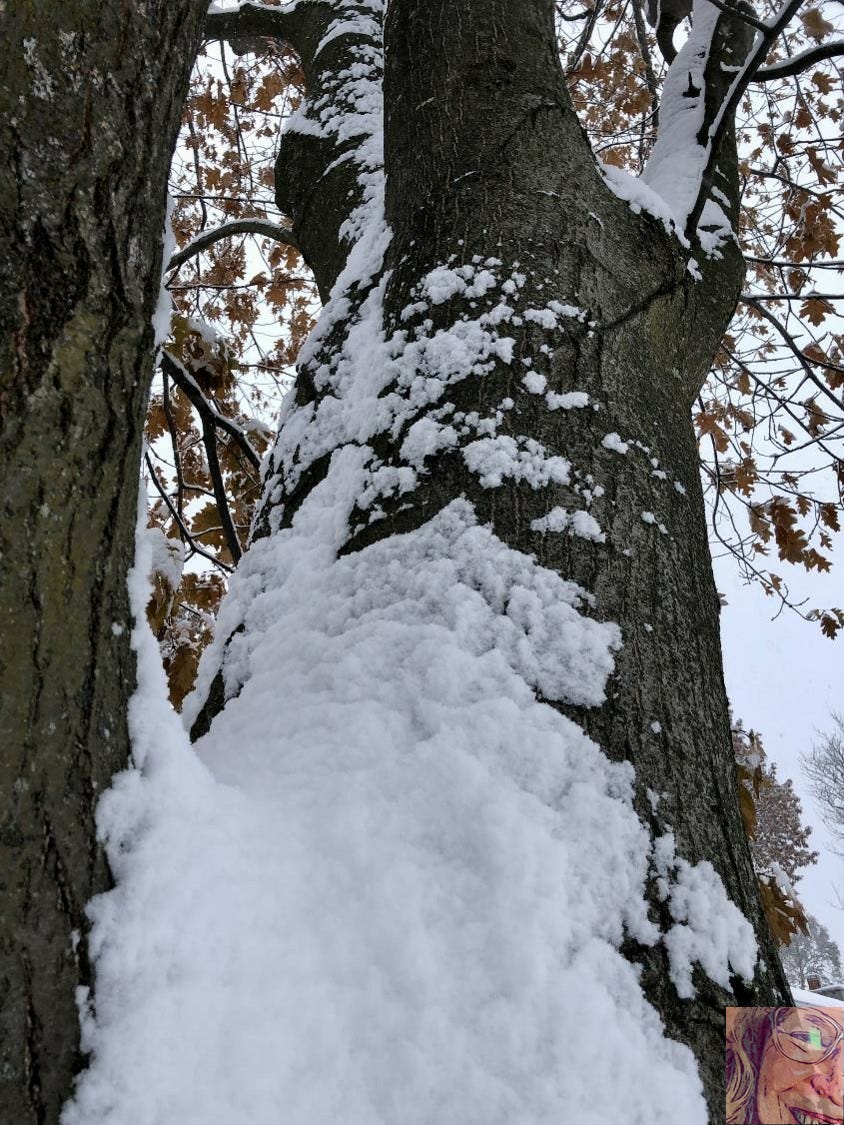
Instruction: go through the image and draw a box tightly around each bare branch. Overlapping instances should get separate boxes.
[167,218,298,274]
[754,39,844,81]
[160,350,262,474]
[741,297,844,418]
[566,0,606,75]
[741,291,843,301]
[144,450,235,574]
[205,2,301,48]
[158,356,248,566]
[631,0,661,137]
[200,410,243,566]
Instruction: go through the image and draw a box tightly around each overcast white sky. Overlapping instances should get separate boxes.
[716,553,843,967]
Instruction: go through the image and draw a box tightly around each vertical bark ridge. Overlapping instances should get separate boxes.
[0,4,207,1119]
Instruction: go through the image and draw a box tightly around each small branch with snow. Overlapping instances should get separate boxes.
[684,0,805,238]
[166,218,298,274]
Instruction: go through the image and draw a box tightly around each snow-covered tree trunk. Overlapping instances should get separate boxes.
[0,4,206,1119]
[189,0,792,1119]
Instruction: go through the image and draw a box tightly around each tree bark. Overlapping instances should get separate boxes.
[0,3,206,1120]
[200,1,791,1118]
[379,9,791,1110]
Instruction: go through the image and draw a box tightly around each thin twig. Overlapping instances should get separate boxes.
[160,350,262,473]
[144,450,234,573]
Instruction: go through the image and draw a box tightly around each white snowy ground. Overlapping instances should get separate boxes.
[793,989,844,1009]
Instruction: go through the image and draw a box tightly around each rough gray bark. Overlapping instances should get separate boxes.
[0,3,206,1120]
[203,1,791,1119]
[380,10,792,1113]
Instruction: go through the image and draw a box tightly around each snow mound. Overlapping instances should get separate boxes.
[63,470,713,1125]
[63,0,756,1114]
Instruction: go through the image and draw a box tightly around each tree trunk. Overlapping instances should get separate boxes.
[198,1,791,1119]
[0,4,205,1119]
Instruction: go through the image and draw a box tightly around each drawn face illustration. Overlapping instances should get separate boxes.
[755,1008,843,1125]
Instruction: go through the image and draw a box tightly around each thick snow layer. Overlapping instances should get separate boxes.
[65,468,719,1125]
[64,2,761,1117]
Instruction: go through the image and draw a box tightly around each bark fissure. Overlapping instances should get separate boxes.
[0,3,208,1118]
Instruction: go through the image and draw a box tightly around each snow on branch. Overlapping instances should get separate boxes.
[640,0,731,234]
[167,218,298,274]
[683,0,806,235]
[641,0,808,244]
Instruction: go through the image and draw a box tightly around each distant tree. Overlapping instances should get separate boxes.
[803,712,844,852]
[780,912,844,987]
[734,723,818,944]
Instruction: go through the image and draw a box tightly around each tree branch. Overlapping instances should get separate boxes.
[741,291,843,301]
[746,255,844,269]
[565,0,605,75]
[144,450,235,574]
[157,360,248,567]
[754,39,844,81]
[704,0,768,34]
[160,350,262,474]
[200,412,243,566]
[161,368,186,521]
[631,0,661,138]
[205,1,301,47]
[686,0,805,238]
[167,218,298,273]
